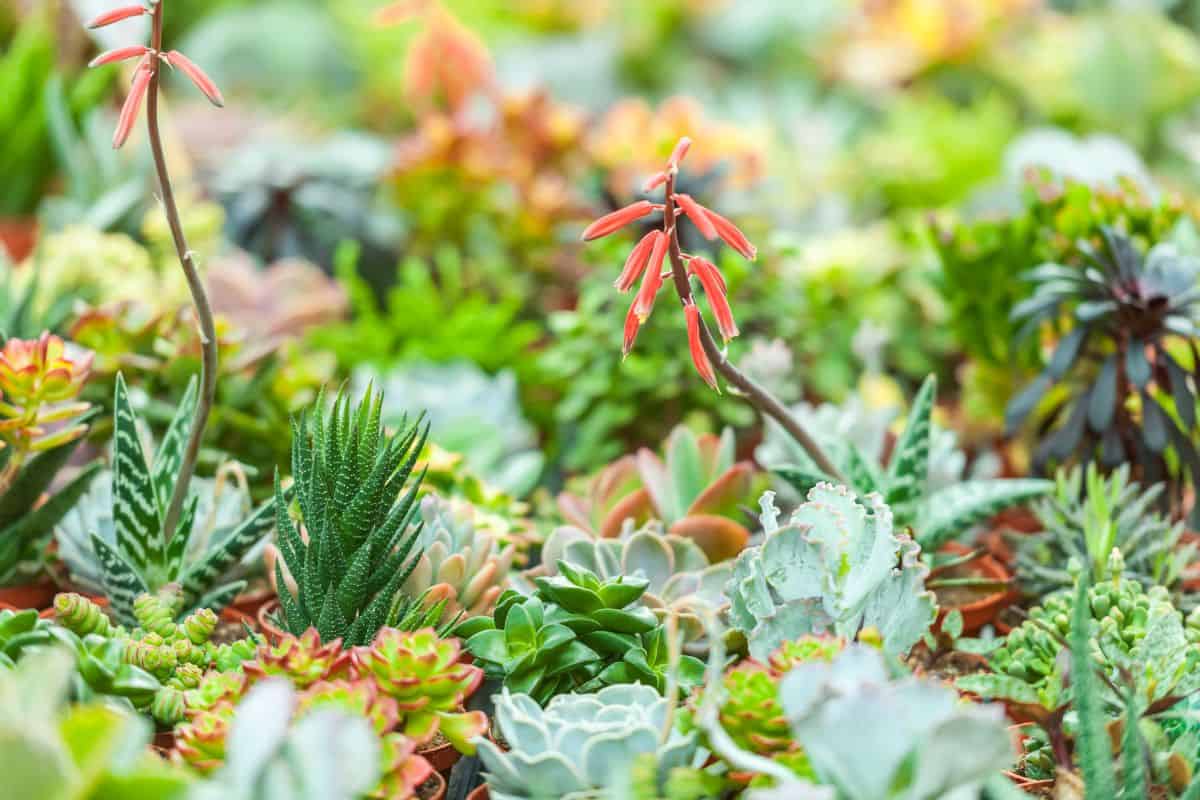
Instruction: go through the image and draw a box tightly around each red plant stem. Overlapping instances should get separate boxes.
[661,173,845,484]
[146,2,218,543]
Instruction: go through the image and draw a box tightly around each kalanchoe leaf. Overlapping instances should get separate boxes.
[1163,352,1197,431]
[1088,355,1119,433]
[1126,341,1151,388]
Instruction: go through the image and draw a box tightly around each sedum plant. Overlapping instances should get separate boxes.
[272,387,430,647]
[557,426,761,562]
[400,494,517,623]
[1015,464,1194,605]
[0,333,101,585]
[727,485,937,660]
[62,375,280,625]
[776,375,1051,552]
[476,684,704,800]
[457,561,706,705]
[1006,227,1200,519]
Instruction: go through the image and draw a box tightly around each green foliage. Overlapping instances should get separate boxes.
[1016,464,1194,605]
[476,684,704,800]
[776,375,1053,551]
[1006,227,1200,519]
[727,485,937,660]
[272,386,430,647]
[67,375,282,624]
[457,560,705,705]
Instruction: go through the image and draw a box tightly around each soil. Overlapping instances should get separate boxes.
[932,562,1005,607]
[211,617,253,645]
[417,774,442,800]
[905,645,991,683]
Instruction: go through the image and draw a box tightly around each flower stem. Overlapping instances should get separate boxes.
[146,2,218,543]
[661,173,846,484]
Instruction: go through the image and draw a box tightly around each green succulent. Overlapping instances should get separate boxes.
[457,561,706,705]
[776,375,1052,552]
[271,386,432,647]
[475,684,704,800]
[727,484,937,660]
[58,374,282,625]
[1016,464,1194,605]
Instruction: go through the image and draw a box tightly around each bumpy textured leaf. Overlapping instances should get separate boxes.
[150,376,197,515]
[111,374,163,575]
[1071,575,1116,796]
[885,375,935,508]
[915,478,1053,551]
[178,491,283,612]
[90,534,149,625]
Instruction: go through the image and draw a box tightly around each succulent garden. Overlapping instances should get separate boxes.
[16,0,1200,798]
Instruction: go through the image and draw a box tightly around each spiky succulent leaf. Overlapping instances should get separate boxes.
[915,478,1052,551]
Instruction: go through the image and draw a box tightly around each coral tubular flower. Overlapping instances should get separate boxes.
[632,231,669,320]
[685,302,718,391]
[615,231,662,292]
[668,136,691,169]
[642,171,668,193]
[163,51,225,107]
[87,4,148,29]
[580,200,656,241]
[705,208,757,261]
[674,193,718,240]
[113,58,152,149]
[622,302,641,357]
[88,45,150,68]
[689,257,738,341]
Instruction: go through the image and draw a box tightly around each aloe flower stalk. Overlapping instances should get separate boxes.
[84,0,223,544]
[580,137,844,482]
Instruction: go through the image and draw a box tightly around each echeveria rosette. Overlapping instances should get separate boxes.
[727,485,937,661]
[350,627,486,754]
[1007,227,1200,515]
[243,627,354,688]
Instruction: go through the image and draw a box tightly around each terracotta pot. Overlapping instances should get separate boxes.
[0,217,37,263]
[0,579,58,611]
[152,727,177,757]
[256,598,287,644]
[220,605,256,627]
[466,785,489,800]
[1003,770,1053,791]
[932,542,1016,636]
[229,586,275,618]
[418,739,461,774]
[421,770,447,800]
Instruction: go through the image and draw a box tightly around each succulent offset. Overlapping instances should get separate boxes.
[476,684,704,800]
[727,485,937,660]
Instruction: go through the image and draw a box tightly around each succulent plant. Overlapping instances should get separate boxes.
[0,607,58,668]
[1015,464,1195,605]
[54,374,281,625]
[1006,227,1200,521]
[727,485,937,661]
[350,627,486,754]
[558,426,762,562]
[476,684,704,800]
[0,333,101,585]
[271,386,432,647]
[458,560,706,705]
[399,494,517,624]
[776,375,1052,552]
[767,644,1013,799]
[0,648,193,799]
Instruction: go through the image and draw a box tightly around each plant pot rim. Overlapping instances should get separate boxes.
[418,738,462,774]
[256,597,286,644]
[934,541,1017,635]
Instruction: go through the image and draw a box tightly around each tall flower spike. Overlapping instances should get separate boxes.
[580,200,656,241]
[685,302,719,391]
[632,230,669,321]
[113,58,152,149]
[689,257,738,341]
[615,231,662,292]
[673,194,718,240]
[163,51,225,107]
[87,4,148,28]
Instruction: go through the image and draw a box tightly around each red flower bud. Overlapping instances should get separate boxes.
[706,208,757,261]
[580,200,656,241]
[89,46,150,69]
[685,302,719,392]
[113,58,152,149]
[164,51,225,107]
[673,194,718,240]
[668,136,691,169]
[614,231,662,293]
[689,257,738,342]
[87,4,148,28]
[632,232,668,322]
[642,171,667,193]
[622,301,641,357]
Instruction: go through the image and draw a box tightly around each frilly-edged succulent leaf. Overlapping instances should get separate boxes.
[728,485,936,660]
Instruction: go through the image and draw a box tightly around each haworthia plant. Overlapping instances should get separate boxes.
[78,374,283,625]
[775,375,1052,551]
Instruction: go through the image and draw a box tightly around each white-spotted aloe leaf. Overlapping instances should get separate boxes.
[915,478,1053,551]
[884,375,936,510]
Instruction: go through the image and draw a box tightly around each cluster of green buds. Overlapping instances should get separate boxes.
[456,561,706,706]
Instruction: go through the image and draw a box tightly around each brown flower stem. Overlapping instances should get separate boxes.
[661,174,846,484]
[146,1,218,543]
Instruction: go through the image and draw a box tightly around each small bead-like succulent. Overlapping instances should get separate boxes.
[457,561,706,705]
[400,494,517,623]
[476,684,704,800]
[350,627,487,754]
[727,485,937,660]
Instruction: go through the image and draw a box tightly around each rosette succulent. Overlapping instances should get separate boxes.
[458,561,706,705]
[775,376,1051,551]
[727,485,937,660]
[476,684,704,800]
[400,494,517,623]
